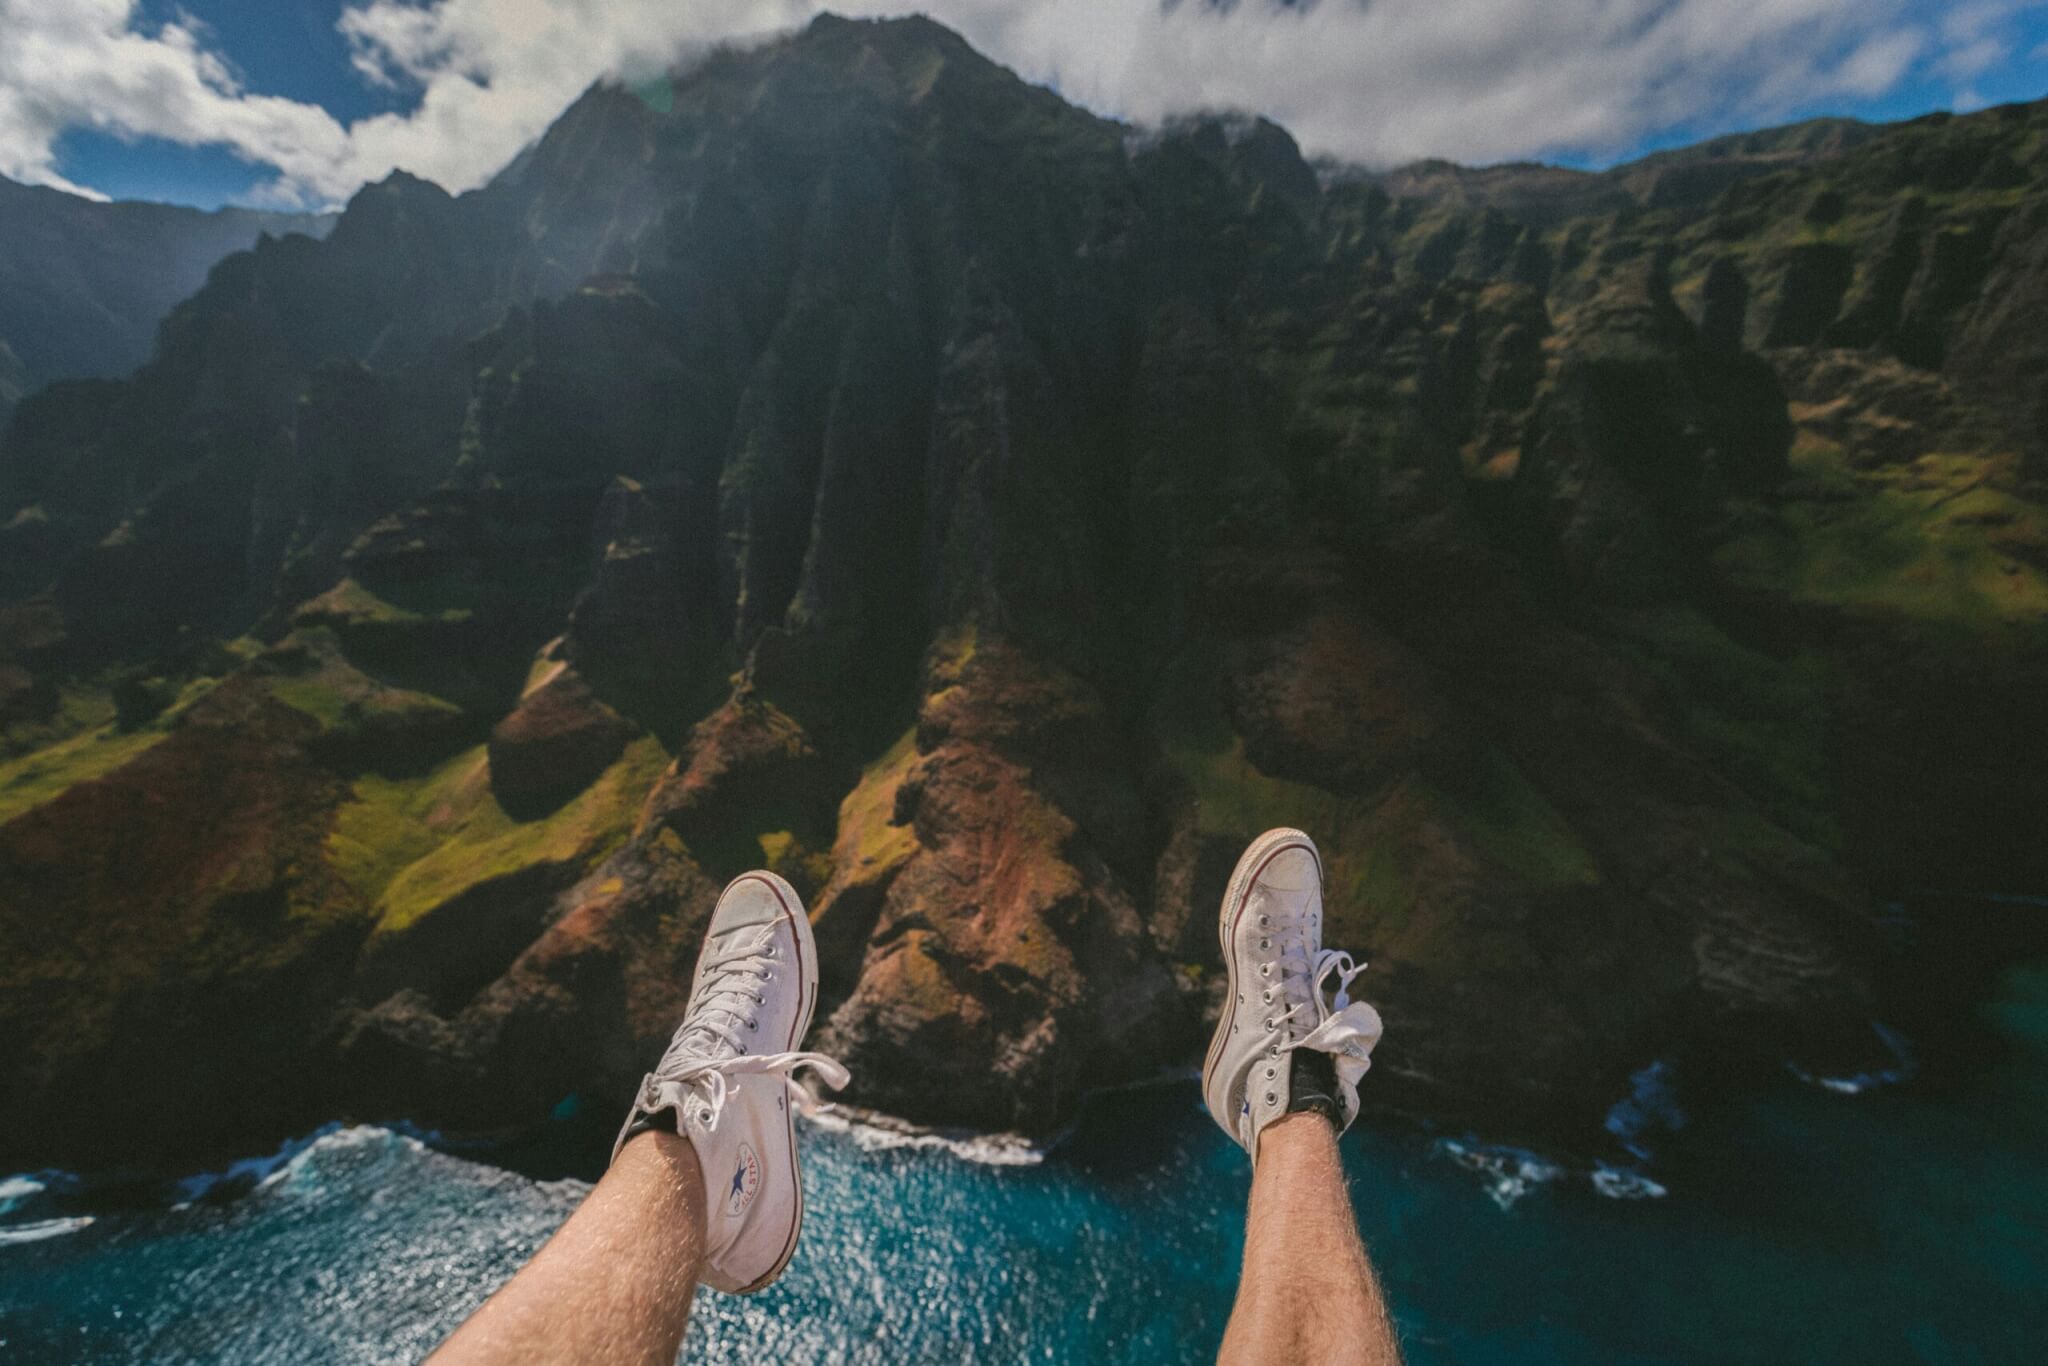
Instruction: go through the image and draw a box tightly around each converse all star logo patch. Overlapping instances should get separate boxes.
[726,1142,762,1219]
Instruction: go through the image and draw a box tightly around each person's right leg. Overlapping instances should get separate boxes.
[1205,828,1399,1364]
[1218,1112,1399,1365]
[429,1129,709,1365]
[430,870,848,1363]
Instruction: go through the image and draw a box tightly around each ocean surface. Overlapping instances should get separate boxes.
[3,957,2044,1363]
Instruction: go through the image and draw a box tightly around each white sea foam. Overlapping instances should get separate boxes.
[0,1215,93,1246]
[1590,1163,1669,1200]
[1438,1139,1565,1210]
[172,1124,341,1206]
[1442,1136,1672,1206]
[166,1123,445,1209]
[256,1124,438,1195]
[1788,1021,1917,1096]
[805,1106,1045,1167]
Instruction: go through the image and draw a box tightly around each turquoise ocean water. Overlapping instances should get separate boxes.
[2,959,2044,1363]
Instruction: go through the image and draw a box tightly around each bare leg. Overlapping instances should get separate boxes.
[1219,1113,1400,1365]
[430,1131,707,1366]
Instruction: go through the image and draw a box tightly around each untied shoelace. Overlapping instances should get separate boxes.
[1270,901,1385,1118]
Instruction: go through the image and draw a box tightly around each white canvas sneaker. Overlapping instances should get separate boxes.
[612,870,849,1294]
[1202,828,1384,1166]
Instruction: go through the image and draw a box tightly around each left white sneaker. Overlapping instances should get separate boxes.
[1201,828,1384,1166]
[612,870,849,1294]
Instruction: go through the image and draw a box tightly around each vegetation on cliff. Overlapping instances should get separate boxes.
[0,14,2044,1170]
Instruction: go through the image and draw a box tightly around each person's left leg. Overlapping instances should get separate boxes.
[431,870,848,1364]
[1218,1113,1399,1365]
[1204,828,1397,1364]
[429,1129,709,1365]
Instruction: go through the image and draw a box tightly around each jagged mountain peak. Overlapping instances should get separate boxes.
[354,167,455,199]
[325,170,462,247]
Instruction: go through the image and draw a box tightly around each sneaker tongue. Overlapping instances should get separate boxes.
[1276,932,1322,1032]
[679,991,752,1054]
[1296,998,1384,1121]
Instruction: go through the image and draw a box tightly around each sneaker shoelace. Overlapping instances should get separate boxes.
[637,927,849,1134]
[1268,900,1384,1119]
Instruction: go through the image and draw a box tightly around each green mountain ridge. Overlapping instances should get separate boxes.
[0,13,2043,1172]
[0,174,334,430]
[1349,111,1888,226]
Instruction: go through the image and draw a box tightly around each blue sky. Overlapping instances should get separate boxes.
[1604,8,2048,168]
[5,1,2046,211]
[56,2,409,207]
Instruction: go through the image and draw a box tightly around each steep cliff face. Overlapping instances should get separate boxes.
[1,16,2044,1170]
[0,174,332,431]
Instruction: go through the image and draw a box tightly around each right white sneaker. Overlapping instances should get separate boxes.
[1202,828,1384,1166]
[612,870,849,1294]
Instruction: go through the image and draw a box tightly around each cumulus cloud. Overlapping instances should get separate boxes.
[0,0,349,199]
[0,0,2037,208]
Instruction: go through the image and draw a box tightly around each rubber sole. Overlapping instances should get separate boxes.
[1200,828,1323,1136]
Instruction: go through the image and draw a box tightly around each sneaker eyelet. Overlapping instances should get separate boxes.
[1264,1092,1276,1106]
[1264,1066,1275,1079]
[1263,1017,1274,1030]
[1258,914,1269,927]
[748,1019,758,1032]
[1258,938,1270,950]
[1259,964,1271,978]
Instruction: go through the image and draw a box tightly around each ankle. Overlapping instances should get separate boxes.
[615,1101,680,1160]
[1285,1045,1342,1127]
[1258,1108,1339,1150]
[615,1124,695,1169]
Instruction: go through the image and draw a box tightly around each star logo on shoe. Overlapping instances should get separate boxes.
[726,1142,762,1219]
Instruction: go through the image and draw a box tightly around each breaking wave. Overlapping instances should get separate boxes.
[805,1105,1046,1167]
[1788,1021,1917,1095]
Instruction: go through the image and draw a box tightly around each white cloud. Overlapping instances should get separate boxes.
[1936,0,2048,79]
[1937,36,2008,80]
[0,0,2029,209]
[1940,0,2035,44]
[0,0,349,199]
